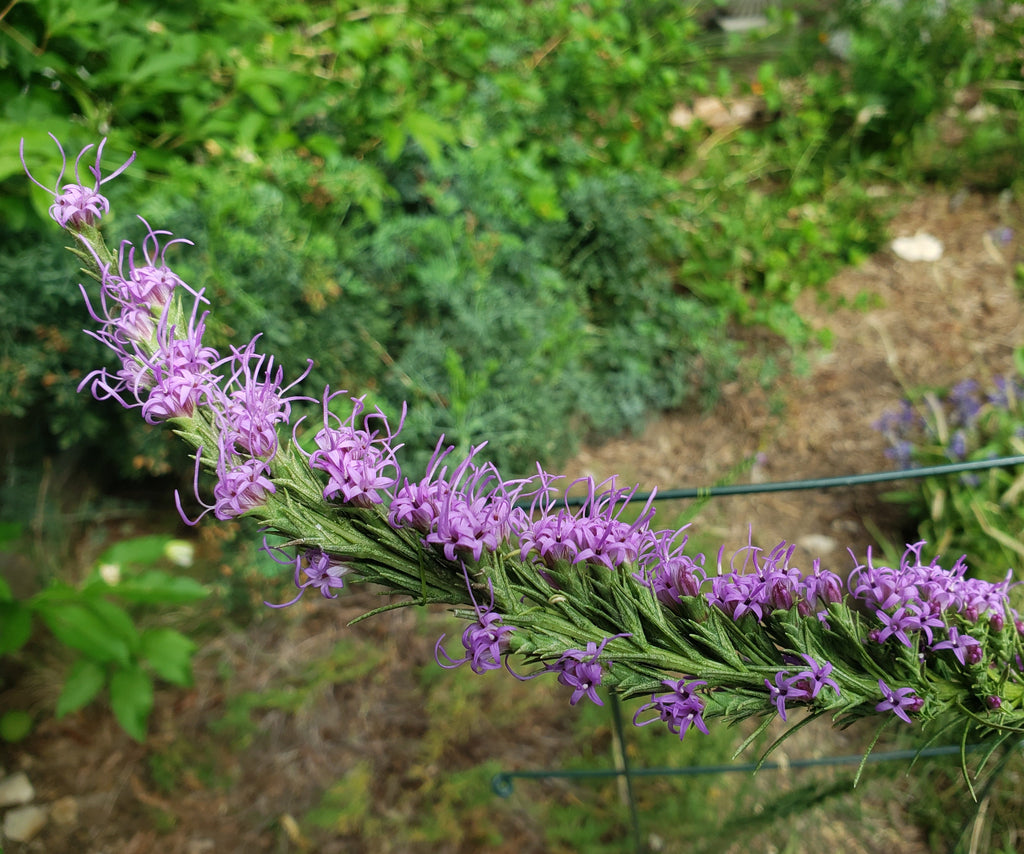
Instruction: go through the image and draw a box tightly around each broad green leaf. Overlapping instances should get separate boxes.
[109,665,154,743]
[85,598,139,652]
[0,603,33,654]
[112,571,210,605]
[37,603,131,666]
[56,659,107,718]
[97,535,172,568]
[0,710,34,743]
[0,521,23,547]
[140,628,196,686]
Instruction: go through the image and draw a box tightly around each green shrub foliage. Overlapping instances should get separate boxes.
[2,0,1022,492]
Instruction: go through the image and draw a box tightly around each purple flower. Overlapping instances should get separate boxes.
[176,438,276,524]
[21,134,136,229]
[265,547,352,608]
[764,671,811,721]
[211,456,276,520]
[138,310,223,423]
[218,338,312,458]
[389,438,457,533]
[437,610,515,675]
[946,430,967,461]
[988,376,1024,410]
[121,224,193,309]
[308,391,405,507]
[948,379,982,428]
[515,474,654,571]
[550,635,629,707]
[872,606,915,648]
[638,528,706,606]
[435,576,516,675]
[793,655,841,699]
[875,679,923,724]
[931,627,982,666]
[634,679,709,739]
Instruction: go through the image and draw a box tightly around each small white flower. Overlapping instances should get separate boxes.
[163,539,195,568]
[99,563,121,586]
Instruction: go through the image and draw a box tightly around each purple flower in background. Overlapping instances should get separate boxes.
[265,547,352,608]
[989,376,1023,409]
[948,379,982,428]
[21,134,136,229]
[634,678,709,739]
[876,679,923,724]
[947,429,968,461]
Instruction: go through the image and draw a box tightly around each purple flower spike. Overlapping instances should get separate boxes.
[21,134,136,229]
[876,679,923,724]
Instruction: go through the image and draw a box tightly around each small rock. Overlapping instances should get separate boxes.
[798,534,839,557]
[3,804,48,843]
[186,838,216,854]
[0,771,34,807]
[891,232,943,262]
[50,795,79,826]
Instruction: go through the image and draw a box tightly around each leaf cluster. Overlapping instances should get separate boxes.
[0,533,208,742]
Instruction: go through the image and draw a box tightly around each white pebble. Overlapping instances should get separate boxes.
[891,233,943,262]
[0,772,34,808]
[3,804,48,842]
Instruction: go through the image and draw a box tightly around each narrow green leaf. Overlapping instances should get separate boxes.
[109,665,154,743]
[56,659,107,718]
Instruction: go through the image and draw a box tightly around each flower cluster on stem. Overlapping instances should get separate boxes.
[27,135,1024,770]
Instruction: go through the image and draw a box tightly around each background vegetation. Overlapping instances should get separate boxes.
[2,0,1024,850]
